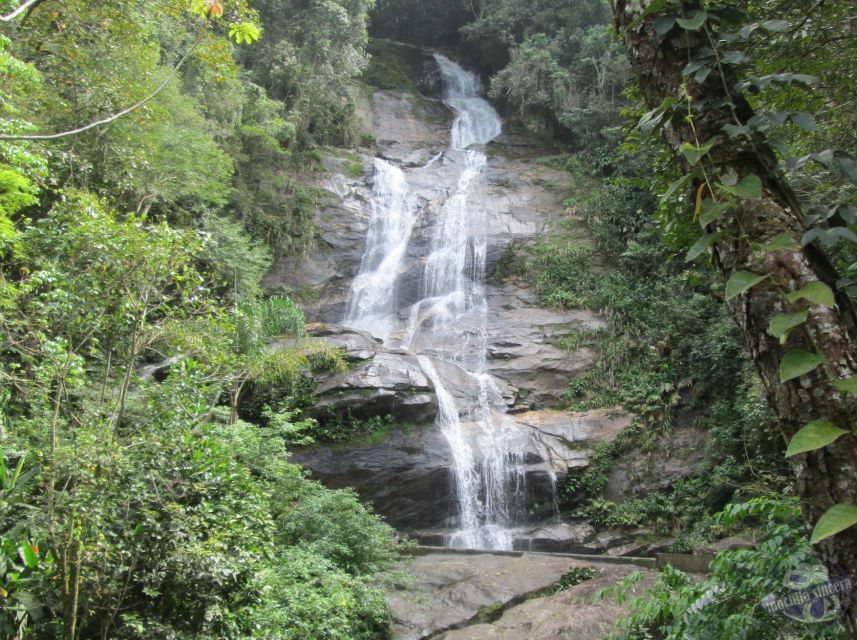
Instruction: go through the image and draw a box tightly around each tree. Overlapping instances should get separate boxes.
[611,0,857,621]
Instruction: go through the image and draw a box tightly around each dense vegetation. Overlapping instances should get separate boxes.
[2,0,856,637]
[375,0,855,635]
[0,1,408,638]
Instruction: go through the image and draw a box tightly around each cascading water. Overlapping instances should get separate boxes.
[344,158,418,343]
[344,53,525,550]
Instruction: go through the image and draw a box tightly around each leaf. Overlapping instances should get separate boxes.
[769,309,809,339]
[760,232,798,251]
[632,0,670,26]
[725,271,769,300]
[659,174,691,205]
[694,67,712,83]
[686,232,723,261]
[786,420,849,457]
[19,544,37,569]
[683,59,708,76]
[833,377,857,393]
[761,19,790,32]
[654,15,677,35]
[693,183,706,217]
[719,173,762,199]
[680,138,716,165]
[738,23,759,39]
[834,152,857,186]
[721,51,749,65]
[779,349,827,382]
[810,504,857,544]
[638,106,666,132]
[723,123,749,138]
[676,10,707,30]
[809,227,857,247]
[699,200,730,227]
[790,112,816,131]
[785,281,835,307]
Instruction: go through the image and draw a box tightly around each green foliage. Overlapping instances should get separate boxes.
[278,484,400,574]
[309,408,400,444]
[245,547,392,640]
[603,497,847,640]
[554,566,595,591]
[362,40,423,93]
[240,0,374,145]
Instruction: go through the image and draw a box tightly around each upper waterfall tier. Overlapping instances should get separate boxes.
[433,53,502,150]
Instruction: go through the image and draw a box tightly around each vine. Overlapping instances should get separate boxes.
[632,0,857,546]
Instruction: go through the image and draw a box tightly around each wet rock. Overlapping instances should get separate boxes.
[430,559,658,640]
[695,535,755,554]
[512,408,632,475]
[387,552,600,640]
[374,91,452,166]
[509,522,597,553]
[484,283,606,409]
[304,323,380,362]
[291,426,454,530]
[304,350,438,424]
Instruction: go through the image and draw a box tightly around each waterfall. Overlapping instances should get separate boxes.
[344,54,524,550]
[344,158,417,343]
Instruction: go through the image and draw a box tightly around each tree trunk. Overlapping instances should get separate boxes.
[613,0,857,614]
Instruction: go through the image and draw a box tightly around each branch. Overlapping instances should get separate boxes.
[0,34,200,141]
[0,0,41,21]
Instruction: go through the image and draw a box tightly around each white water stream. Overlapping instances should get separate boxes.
[344,54,524,550]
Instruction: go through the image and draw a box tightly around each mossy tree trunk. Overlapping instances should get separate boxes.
[612,0,857,617]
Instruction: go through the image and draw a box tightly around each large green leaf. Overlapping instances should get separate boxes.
[833,377,857,394]
[680,138,716,165]
[779,349,827,382]
[699,200,730,227]
[790,112,816,132]
[810,503,857,544]
[785,281,835,308]
[769,309,808,340]
[676,10,707,30]
[785,419,848,457]
[686,232,723,261]
[759,232,798,251]
[719,173,762,199]
[835,152,857,187]
[19,544,38,569]
[725,271,768,300]
[659,174,691,205]
[654,15,676,35]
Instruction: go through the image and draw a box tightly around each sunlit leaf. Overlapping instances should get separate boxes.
[759,232,798,251]
[769,309,808,339]
[725,271,768,300]
[810,504,857,544]
[680,138,716,165]
[779,349,827,382]
[786,420,848,457]
[833,377,857,394]
[785,281,835,307]
[659,174,691,205]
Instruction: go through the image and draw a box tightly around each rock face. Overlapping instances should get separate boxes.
[292,405,631,531]
[291,426,454,530]
[386,551,656,640]
[604,426,707,503]
[307,350,438,424]
[266,55,635,543]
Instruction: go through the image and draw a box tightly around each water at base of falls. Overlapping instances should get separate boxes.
[343,53,525,550]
